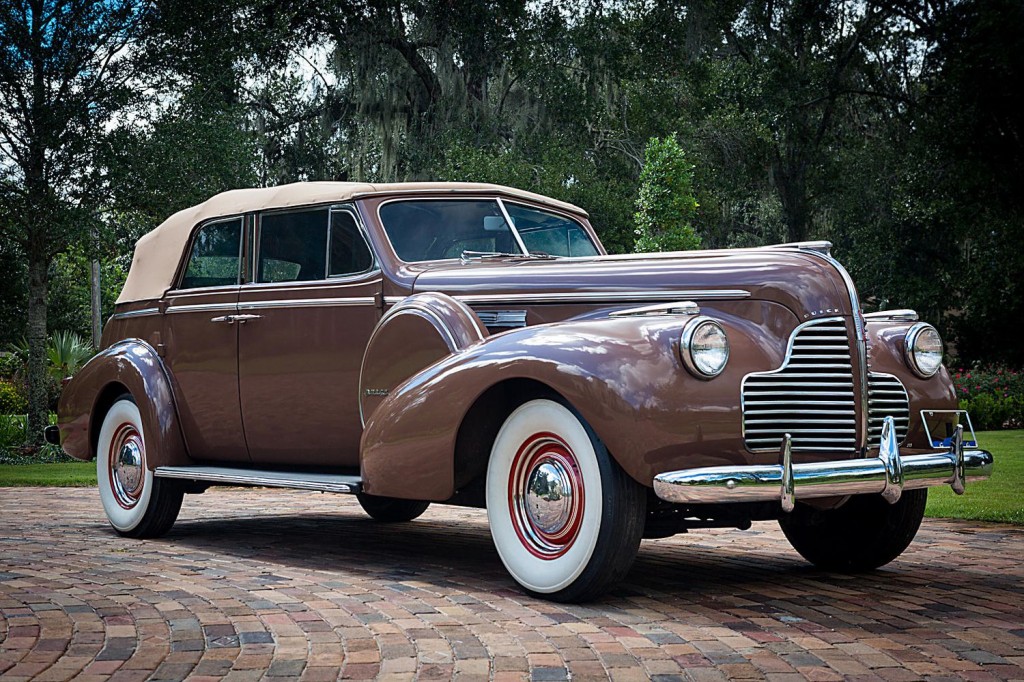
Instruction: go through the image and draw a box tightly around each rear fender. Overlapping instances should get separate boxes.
[360,306,788,500]
[57,339,190,468]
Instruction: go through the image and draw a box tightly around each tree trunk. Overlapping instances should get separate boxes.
[774,156,810,244]
[91,258,102,349]
[25,251,49,447]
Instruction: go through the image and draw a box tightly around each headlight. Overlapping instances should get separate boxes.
[905,323,943,378]
[681,317,729,379]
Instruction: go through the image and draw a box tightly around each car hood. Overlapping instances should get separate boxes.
[408,248,854,320]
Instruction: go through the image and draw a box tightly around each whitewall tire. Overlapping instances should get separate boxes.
[486,399,645,602]
[96,396,183,538]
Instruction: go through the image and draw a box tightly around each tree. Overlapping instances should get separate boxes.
[633,134,701,252]
[0,0,148,444]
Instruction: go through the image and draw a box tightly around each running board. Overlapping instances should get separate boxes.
[154,466,362,494]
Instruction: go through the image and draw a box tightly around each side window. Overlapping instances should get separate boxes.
[257,209,328,283]
[504,203,600,257]
[180,218,242,289]
[329,210,374,277]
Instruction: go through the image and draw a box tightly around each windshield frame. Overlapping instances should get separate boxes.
[374,195,601,264]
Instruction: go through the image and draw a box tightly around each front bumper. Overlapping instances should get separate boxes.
[653,417,993,511]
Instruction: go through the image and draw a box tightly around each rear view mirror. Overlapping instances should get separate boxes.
[483,215,509,231]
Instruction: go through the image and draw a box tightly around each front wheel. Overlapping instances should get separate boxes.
[486,399,645,602]
[96,396,183,538]
[779,489,927,572]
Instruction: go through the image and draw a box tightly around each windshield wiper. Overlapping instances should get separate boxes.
[460,250,559,263]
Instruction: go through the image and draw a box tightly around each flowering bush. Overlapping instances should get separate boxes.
[950,366,1024,400]
[951,365,1024,429]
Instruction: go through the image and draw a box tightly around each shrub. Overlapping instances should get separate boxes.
[959,394,1024,430]
[950,365,1024,400]
[633,133,702,253]
[0,353,20,381]
[950,365,1024,430]
[0,414,26,448]
[0,380,27,414]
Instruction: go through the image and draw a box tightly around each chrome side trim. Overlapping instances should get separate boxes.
[409,289,751,305]
[154,466,362,494]
[653,416,994,506]
[864,309,919,322]
[110,307,160,320]
[609,301,700,317]
[166,302,239,314]
[237,297,376,310]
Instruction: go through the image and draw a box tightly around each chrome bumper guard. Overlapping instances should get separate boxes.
[653,417,993,511]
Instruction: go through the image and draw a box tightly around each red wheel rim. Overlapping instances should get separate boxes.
[507,432,586,560]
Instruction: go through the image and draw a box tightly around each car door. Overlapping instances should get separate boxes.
[162,215,250,462]
[238,205,381,467]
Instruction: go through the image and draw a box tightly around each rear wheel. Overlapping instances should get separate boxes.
[486,399,645,602]
[779,489,927,572]
[96,396,183,538]
[357,493,430,522]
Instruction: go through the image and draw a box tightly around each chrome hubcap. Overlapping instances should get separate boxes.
[525,461,574,535]
[508,432,586,559]
[109,425,144,509]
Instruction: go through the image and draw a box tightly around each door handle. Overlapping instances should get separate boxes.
[210,314,263,324]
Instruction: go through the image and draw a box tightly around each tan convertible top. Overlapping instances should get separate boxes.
[117,181,588,303]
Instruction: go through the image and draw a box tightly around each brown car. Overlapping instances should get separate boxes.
[52,182,993,601]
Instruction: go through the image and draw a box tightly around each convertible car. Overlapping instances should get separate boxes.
[51,182,993,601]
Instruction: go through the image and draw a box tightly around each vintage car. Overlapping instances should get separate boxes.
[51,182,993,601]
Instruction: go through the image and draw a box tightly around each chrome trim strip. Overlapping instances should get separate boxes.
[154,466,362,494]
[166,302,239,314]
[653,416,993,506]
[110,307,160,320]
[237,297,376,310]
[864,309,919,322]
[608,301,700,317]
[240,273,383,290]
[405,289,751,305]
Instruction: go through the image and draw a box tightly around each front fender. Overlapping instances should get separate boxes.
[360,303,793,500]
[57,339,190,468]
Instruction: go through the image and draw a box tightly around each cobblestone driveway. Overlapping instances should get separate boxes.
[1,487,1023,681]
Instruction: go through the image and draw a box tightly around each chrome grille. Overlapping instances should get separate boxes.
[867,372,910,444]
[742,318,857,453]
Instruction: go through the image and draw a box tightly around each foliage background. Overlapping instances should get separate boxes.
[1,0,1022,437]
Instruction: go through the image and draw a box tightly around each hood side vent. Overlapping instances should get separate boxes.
[475,309,527,329]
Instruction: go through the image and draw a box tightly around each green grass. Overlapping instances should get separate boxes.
[0,461,96,487]
[926,429,1023,524]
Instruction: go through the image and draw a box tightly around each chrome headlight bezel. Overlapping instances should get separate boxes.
[681,317,730,379]
[904,322,943,378]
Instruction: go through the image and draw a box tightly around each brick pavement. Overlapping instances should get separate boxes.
[1,486,1022,681]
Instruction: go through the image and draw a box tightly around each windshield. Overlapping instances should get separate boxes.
[378,198,598,262]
